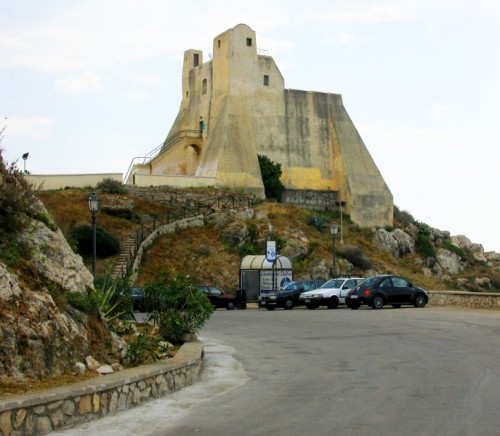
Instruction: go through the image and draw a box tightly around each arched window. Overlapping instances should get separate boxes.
[202,79,207,95]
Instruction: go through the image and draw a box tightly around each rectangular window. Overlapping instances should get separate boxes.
[193,53,199,67]
[263,75,269,86]
[218,39,221,48]
[246,38,252,46]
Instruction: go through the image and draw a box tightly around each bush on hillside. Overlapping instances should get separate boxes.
[258,154,285,201]
[141,270,214,344]
[337,244,372,269]
[70,224,120,257]
[97,178,127,194]
[306,214,329,232]
[394,205,415,227]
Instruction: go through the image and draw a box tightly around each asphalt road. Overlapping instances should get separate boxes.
[60,306,500,436]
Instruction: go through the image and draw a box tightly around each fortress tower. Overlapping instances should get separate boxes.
[126,24,393,227]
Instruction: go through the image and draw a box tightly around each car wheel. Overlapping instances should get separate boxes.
[266,306,276,311]
[391,304,401,308]
[348,302,361,310]
[413,294,427,308]
[283,299,294,310]
[327,297,339,309]
[371,295,384,309]
[226,301,236,310]
[306,303,318,310]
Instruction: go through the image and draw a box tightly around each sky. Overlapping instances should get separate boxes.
[1,0,499,252]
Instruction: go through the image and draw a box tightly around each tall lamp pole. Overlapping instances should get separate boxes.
[330,222,339,278]
[87,192,100,278]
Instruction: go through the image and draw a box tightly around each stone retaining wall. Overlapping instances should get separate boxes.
[0,342,203,436]
[428,291,500,309]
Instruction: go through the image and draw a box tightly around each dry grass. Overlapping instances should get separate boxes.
[36,187,497,293]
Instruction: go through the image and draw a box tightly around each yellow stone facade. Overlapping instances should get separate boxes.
[127,24,393,227]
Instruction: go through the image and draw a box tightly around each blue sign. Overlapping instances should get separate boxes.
[266,241,277,262]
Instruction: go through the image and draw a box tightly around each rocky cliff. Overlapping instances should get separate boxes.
[0,154,121,382]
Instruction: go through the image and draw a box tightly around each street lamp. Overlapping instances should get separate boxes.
[335,200,346,244]
[330,222,339,278]
[87,192,100,278]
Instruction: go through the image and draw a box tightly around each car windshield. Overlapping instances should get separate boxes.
[320,279,344,289]
[282,281,301,291]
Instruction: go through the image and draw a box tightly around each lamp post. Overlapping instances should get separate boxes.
[335,200,346,245]
[22,152,29,173]
[330,222,339,278]
[87,192,100,278]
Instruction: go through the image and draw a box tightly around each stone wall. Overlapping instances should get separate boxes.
[428,291,500,309]
[281,189,337,209]
[0,342,203,436]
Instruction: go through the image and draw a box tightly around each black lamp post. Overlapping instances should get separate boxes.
[330,222,339,278]
[87,192,100,278]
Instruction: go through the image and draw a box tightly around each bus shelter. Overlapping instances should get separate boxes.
[239,255,293,302]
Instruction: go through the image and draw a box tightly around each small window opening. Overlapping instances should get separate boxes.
[218,40,221,48]
[186,91,189,98]
[263,75,269,86]
[246,38,252,46]
[193,53,199,67]
[202,79,207,95]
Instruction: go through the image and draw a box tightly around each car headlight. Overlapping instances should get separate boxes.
[269,295,277,300]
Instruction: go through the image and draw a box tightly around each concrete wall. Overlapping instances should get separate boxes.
[25,174,122,190]
[0,342,203,436]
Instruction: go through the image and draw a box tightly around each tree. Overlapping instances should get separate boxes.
[258,154,285,201]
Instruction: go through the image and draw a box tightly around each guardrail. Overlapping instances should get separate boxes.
[116,195,254,279]
[123,130,201,183]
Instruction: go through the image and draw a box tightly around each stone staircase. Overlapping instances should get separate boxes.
[109,189,255,280]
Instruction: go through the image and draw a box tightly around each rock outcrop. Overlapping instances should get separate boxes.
[0,211,123,381]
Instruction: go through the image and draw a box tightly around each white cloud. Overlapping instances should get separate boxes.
[326,32,362,44]
[121,71,162,88]
[4,116,55,139]
[125,91,150,100]
[316,3,415,24]
[54,72,104,94]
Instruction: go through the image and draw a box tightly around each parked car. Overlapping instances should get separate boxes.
[130,287,145,311]
[196,286,237,310]
[345,275,429,310]
[299,277,365,309]
[259,279,326,310]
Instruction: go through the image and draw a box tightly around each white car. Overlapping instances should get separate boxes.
[299,277,365,309]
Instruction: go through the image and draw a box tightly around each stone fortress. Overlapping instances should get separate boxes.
[126,23,393,227]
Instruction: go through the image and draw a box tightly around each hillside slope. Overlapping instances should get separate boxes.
[37,187,500,293]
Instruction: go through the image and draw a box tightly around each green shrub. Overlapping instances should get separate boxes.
[70,224,120,257]
[415,234,435,258]
[337,244,372,269]
[393,206,415,226]
[96,178,127,194]
[124,330,168,367]
[306,214,329,232]
[92,276,134,323]
[442,241,465,259]
[258,154,285,201]
[142,270,214,344]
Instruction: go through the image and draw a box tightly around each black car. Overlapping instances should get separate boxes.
[196,286,237,310]
[345,275,428,310]
[259,279,326,310]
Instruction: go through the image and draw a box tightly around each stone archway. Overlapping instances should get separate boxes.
[186,143,202,175]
